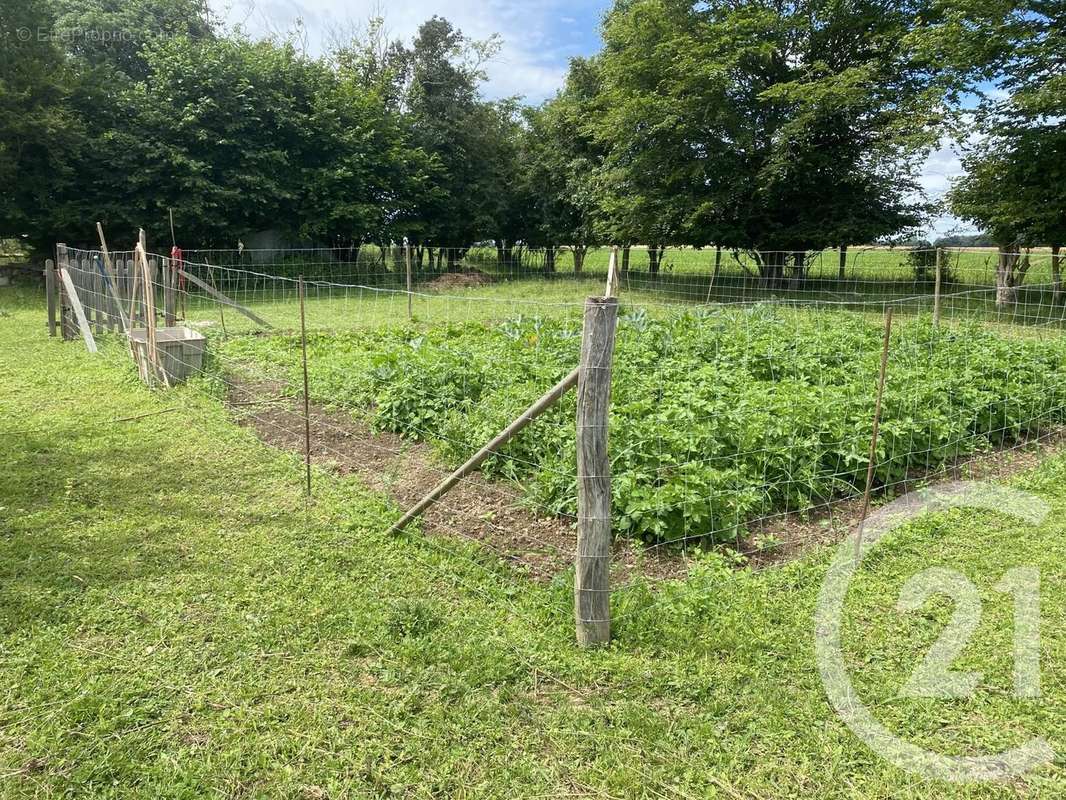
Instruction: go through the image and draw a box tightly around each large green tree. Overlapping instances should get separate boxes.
[576,0,940,282]
[939,1,1064,303]
[0,0,83,252]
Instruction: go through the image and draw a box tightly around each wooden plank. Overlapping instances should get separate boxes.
[45,260,57,336]
[56,244,74,341]
[95,223,129,332]
[177,267,273,328]
[387,365,581,535]
[56,264,98,353]
[574,295,619,647]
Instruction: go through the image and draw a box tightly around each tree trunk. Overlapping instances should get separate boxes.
[573,245,586,275]
[760,251,785,288]
[713,245,722,281]
[790,251,807,287]
[544,246,556,274]
[416,245,425,269]
[447,248,459,272]
[996,247,1020,307]
[620,245,631,277]
[1052,244,1062,305]
[838,245,847,281]
[648,244,664,276]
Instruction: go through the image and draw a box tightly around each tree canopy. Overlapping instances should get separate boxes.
[0,1,1062,262]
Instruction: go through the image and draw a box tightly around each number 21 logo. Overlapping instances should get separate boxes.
[897,567,1041,699]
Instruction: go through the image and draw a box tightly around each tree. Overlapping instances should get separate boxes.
[938,1,1064,304]
[583,0,939,283]
[0,0,84,252]
[401,17,508,265]
[51,0,214,81]
[532,57,617,272]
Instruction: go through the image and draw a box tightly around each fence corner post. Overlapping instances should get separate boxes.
[575,295,619,647]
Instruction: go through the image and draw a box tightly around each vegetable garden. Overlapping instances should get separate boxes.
[223,303,1066,551]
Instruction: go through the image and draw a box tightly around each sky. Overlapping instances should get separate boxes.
[210,0,973,237]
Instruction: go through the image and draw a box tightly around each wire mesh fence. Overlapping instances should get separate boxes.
[51,240,1066,639]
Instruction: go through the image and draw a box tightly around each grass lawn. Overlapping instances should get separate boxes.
[1,286,1063,798]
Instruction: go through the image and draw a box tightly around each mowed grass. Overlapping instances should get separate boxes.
[170,272,1066,338]
[1,286,1064,798]
[150,244,1066,337]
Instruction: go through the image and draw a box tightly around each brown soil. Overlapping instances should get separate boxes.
[424,270,493,290]
[740,428,1066,567]
[225,377,683,583]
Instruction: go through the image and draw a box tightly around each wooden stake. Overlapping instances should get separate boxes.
[299,276,312,498]
[136,242,168,387]
[388,365,582,535]
[706,245,722,303]
[205,259,227,337]
[575,296,619,647]
[933,247,943,326]
[405,241,413,320]
[163,256,176,326]
[855,306,894,561]
[96,222,129,332]
[605,246,620,298]
[46,259,57,336]
[177,268,271,329]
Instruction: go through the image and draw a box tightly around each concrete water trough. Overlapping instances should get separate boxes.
[130,326,207,385]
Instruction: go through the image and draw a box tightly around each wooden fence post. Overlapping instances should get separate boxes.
[575,295,619,647]
[45,259,57,336]
[605,246,620,298]
[163,256,176,326]
[854,306,893,561]
[56,244,72,340]
[299,276,312,498]
[933,247,943,326]
[405,241,413,320]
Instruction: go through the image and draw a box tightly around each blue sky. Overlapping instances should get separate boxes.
[210,0,971,236]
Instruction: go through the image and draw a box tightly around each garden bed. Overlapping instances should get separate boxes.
[222,304,1066,548]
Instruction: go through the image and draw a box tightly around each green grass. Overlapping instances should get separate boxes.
[1,286,1064,797]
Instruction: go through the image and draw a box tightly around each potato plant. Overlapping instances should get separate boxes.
[230,306,1066,544]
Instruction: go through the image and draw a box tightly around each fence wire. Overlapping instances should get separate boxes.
[54,244,1066,607]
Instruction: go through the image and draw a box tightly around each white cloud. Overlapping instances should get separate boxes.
[917,134,982,237]
[210,0,586,102]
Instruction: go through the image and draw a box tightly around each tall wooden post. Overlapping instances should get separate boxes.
[163,256,175,326]
[854,306,893,561]
[575,295,619,647]
[299,276,312,498]
[56,244,72,340]
[45,259,57,336]
[605,246,620,298]
[933,247,943,326]
[405,242,413,320]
